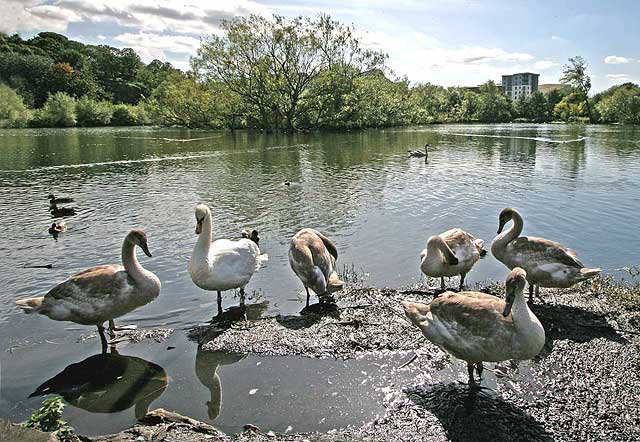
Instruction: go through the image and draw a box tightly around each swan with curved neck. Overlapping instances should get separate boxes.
[189,204,267,314]
[492,207,600,302]
[408,143,429,159]
[289,228,344,307]
[403,267,546,385]
[420,228,486,291]
[16,229,161,352]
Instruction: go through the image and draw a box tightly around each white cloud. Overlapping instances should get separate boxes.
[604,55,631,64]
[534,60,556,70]
[1,0,268,35]
[606,73,631,81]
[113,32,201,63]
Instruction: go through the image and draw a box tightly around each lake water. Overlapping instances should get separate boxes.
[0,124,639,436]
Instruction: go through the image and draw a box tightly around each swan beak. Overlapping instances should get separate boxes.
[195,221,202,235]
[140,242,152,257]
[497,220,506,234]
[502,289,515,317]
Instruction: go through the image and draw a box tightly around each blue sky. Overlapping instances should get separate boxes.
[4,0,639,92]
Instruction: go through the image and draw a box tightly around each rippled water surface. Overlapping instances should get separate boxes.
[1,124,639,435]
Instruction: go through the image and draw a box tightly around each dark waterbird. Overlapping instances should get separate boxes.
[408,143,429,159]
[49,204,77,218]
[48,194,74,205]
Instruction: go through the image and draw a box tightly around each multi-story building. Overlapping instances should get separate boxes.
[502,73,539,100]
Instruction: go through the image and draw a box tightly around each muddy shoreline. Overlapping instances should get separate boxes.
[15,277,640,442]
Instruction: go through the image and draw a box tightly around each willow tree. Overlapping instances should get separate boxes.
[560,56,593,123]
[192,14,387,132]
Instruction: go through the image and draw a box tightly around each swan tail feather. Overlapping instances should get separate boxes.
[16,297,44,313]
[580,267,601,279]
[327,273,344,292]
[474,238,488,257]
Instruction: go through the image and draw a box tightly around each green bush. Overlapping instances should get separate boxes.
[34,92,76,127]
[22,397,78,442]
[0,83,32,127]
[110,104,150,126]
[111,104,136,126]
[75,96,113,126]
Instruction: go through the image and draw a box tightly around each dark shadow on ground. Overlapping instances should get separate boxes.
[406,383,553,442]
[531,303,628,345]
[188,301,269,344]
[275,301,340,330]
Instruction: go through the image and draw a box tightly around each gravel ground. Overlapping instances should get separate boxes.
[25,277,640,442]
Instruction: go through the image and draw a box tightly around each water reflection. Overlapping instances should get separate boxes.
[195,348,245,420]
[30,351,167,419]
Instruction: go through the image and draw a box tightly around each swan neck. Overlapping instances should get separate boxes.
[511,288,534,329]
[196,214,213,255]
[496,211,523,246]
[122,240,144,280]
[429,236,455,263]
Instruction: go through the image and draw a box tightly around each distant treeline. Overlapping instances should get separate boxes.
[1,16,639,130]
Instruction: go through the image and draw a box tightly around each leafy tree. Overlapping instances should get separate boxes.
[0,84,32,127]
[560,56,593,122]
[596,83,640,124]
[150,73,236,128]
[554,92,588,122]
[136,59,179,98]
[475,81,512,123]
[194,13,386,132]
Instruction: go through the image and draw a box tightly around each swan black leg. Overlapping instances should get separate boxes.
[305,287,310,307]
[217,291,223,315]
[108,319,117,339]
[475,362,484,379]
[459,273,466,291]
[467,362,476,385]
[97,324,108,353]
[528,284,534,303]
[441,277,446,291]
[239,287,246,306]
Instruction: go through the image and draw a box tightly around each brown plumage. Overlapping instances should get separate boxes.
[403,268,545,385]
[289,228,344,307]
[16,229,161,352]
[492,208,600,302]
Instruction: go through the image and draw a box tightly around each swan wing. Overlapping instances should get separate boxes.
[45,265,129,302]
[510,236,584,268]
[430,291,513,339]
[442,228,478,261]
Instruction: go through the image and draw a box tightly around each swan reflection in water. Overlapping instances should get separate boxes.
[30,350,168,419]
[195,300,268,420]
[195,347,245,420]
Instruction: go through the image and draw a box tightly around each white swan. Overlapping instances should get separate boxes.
[420,228,487,291]
[403,267,546,385]
[188,204,267,313]
[491,208,601,302]
[16,229,161,351]
[289,228,344,306]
